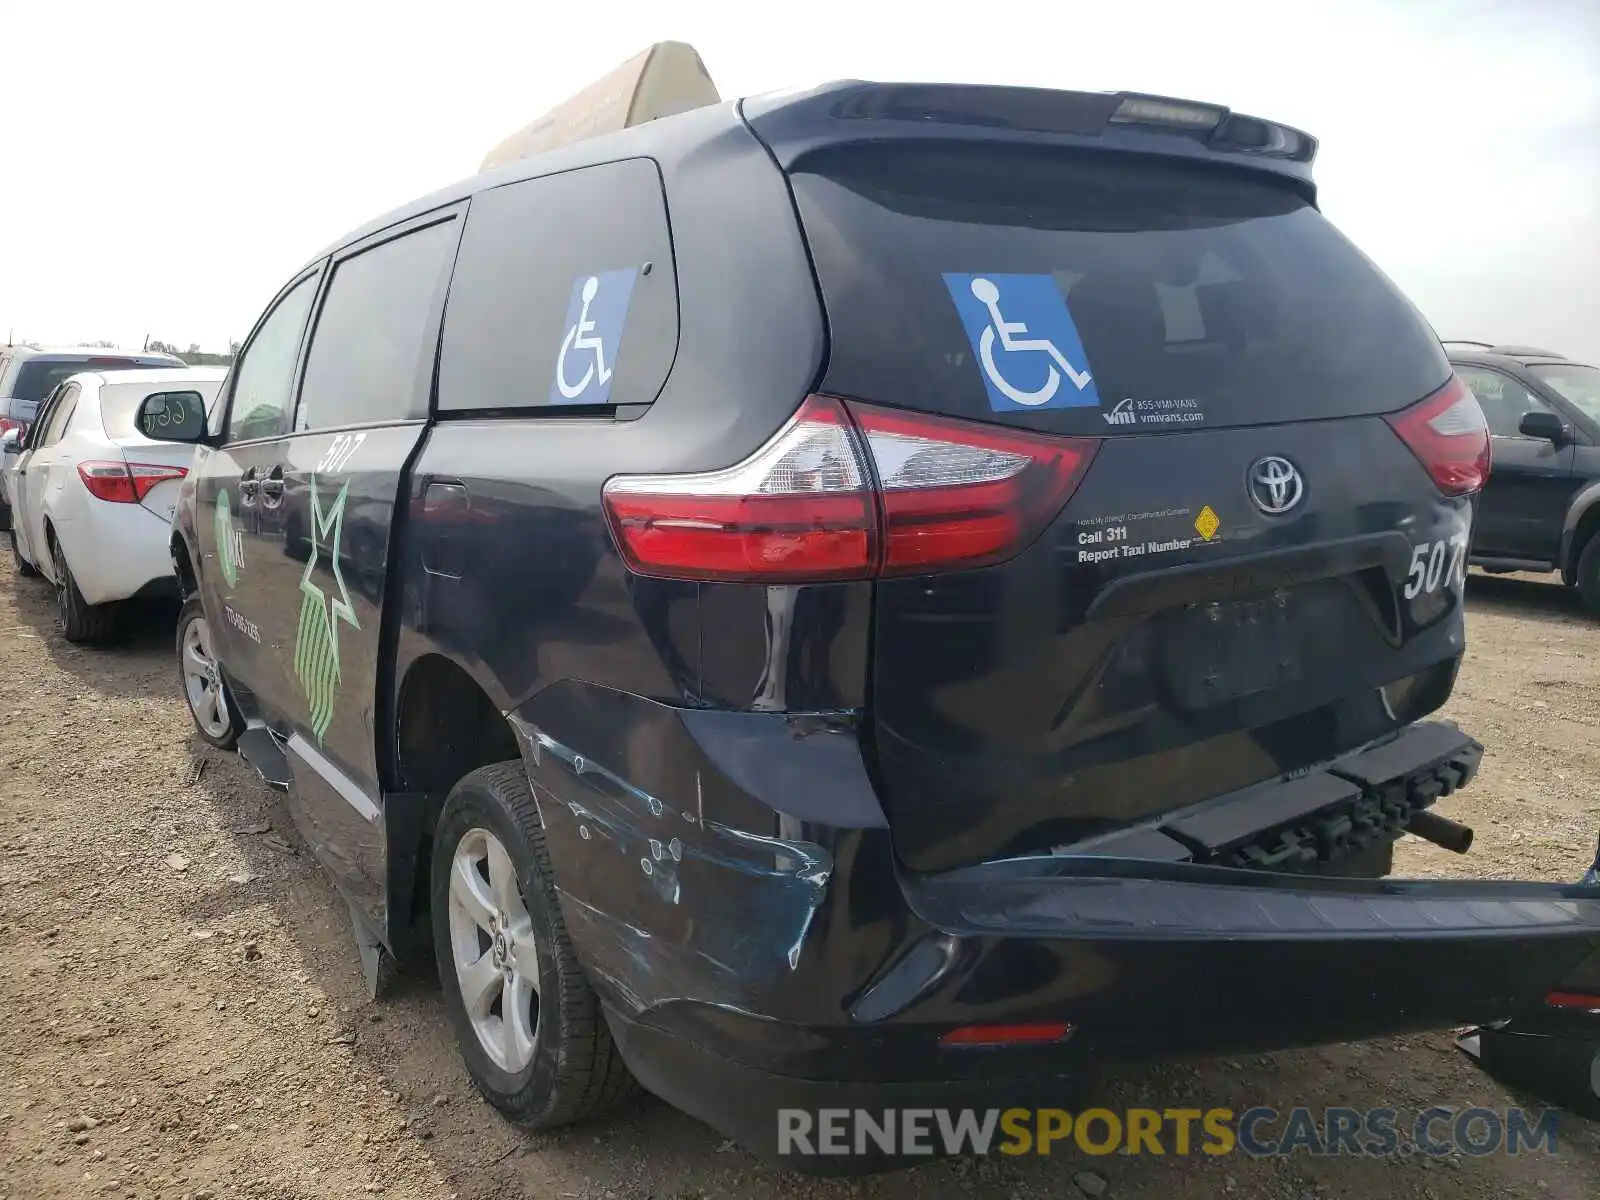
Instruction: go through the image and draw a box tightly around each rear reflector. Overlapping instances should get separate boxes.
[940,1022,1073,1048]
[601,396,1100,582]
[1546,991,1600,1012]
[1385,375,1491,496]
[77,460,187,504]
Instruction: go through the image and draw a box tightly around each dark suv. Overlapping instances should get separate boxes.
[1444,342,1600,610]
[158,82,1600,1168]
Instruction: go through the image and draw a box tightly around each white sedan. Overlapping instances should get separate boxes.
[10,367,225,643]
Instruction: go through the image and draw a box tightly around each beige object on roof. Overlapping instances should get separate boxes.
[479,41,721,172]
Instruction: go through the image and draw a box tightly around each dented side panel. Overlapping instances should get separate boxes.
[505,681,907,1022]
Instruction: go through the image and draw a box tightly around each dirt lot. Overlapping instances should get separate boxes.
[1,563,1597,1200]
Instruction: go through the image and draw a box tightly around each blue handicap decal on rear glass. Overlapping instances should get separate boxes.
[942,273,1101,412]
[549,268,639,405]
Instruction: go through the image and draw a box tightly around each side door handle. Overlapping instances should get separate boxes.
[259,464,285,508]
[239,465,260,506]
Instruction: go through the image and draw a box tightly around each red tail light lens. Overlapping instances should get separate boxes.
[601,396,876,582]
[848,401,1100,575]
[77,460,187,504]
[0,418,19,437]
[1385,375,1491,496]
[601,396,1100,582]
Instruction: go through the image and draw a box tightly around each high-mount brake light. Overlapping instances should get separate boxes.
[601,397,1101,582]
[1385,375,1492,496]
[1109,95,1225,130]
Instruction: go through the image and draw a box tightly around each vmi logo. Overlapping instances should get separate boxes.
[1103,398,1138,426]
[215,490,245,587]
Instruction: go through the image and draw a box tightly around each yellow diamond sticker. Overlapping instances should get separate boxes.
[1194,505,1220,541]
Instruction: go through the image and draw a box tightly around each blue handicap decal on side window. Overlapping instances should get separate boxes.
[549,268,639,405]
[942,273,1101,412]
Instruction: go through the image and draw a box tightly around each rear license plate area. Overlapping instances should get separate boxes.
[1160,591,1304,709]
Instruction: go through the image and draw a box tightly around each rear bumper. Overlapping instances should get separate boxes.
[510,691,1600,1161]
[55,504,175,605]
[608,869,1600,1165]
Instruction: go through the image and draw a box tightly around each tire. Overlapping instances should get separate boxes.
[10,528,38,577]
[432,761,636,1129]
[176,595,243,749]
[1576,535,1600,616]
[50,535,119,644]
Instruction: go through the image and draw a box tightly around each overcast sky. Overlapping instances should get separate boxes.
[3,0,1595,361]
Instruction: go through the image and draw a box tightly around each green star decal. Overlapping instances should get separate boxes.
[294,473,360,743]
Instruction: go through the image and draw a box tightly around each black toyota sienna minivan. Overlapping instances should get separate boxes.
[163,80,1600,1169]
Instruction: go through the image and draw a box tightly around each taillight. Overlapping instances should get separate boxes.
[77,460,187,504]
[601,396,1100,582]
[848,401,1099,575]
[1385,375,1491,496]
[601,395,876,582]
[0,418,18,437]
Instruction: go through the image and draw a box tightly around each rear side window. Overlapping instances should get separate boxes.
[38,384,80,447]
[295,217,459,431]
[438,158,678,412]
[787,143,1450,433]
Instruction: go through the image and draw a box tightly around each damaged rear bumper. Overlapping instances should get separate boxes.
[611,864,1600,1162]
[509,688,1600,1161]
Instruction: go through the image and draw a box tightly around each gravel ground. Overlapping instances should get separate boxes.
[1,563,1597,1200]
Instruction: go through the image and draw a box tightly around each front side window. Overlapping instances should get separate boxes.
[226,274,320,443]
[294,218,458,432]
[1456,366,1550,439]
[1529,362,1600,425]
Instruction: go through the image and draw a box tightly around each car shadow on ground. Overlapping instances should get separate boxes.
[1466,571,1591,623]
[8,572,180,697]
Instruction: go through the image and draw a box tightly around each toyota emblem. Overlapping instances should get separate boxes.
[1247,456,1304,515]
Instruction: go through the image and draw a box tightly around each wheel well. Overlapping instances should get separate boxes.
[171,533,198,598]
[1565,505,1600,585]
[393,655,521,927]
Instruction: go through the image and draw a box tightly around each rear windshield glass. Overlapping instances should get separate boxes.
[12,358,170,407]
[1529,362,1600,423]
[100,381,220,440]
[787,143,1449,433]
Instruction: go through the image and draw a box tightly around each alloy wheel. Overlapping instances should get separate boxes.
[448,826,541,1073]
[181,615,232,739]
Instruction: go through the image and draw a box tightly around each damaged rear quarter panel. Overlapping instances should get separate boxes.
[508,681,900,1021]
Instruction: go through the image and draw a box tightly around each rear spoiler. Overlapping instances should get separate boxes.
[479,41,721,172]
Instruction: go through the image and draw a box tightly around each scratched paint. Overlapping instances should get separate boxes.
[514,720,833,985]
